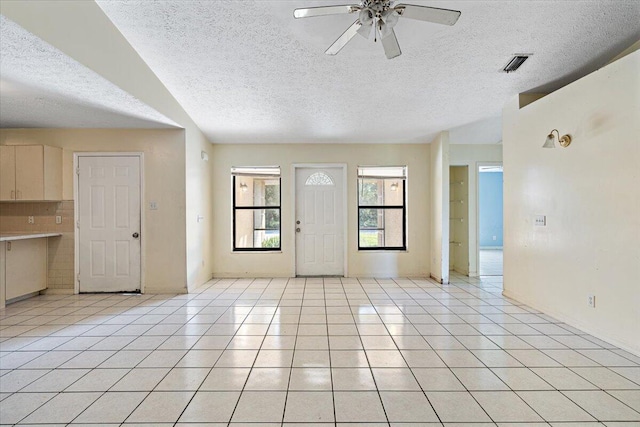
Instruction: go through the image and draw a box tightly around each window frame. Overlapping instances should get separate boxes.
[357,166,407,251]
[232,168,281,252]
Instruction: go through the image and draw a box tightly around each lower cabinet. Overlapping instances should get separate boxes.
[3,238,47,301]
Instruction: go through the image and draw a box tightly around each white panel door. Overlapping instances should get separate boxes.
[295,168,344,276]
[78,156,141,292]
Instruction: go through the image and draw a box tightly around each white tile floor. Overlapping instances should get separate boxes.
[1,275,639,426]
[479,248,503,276]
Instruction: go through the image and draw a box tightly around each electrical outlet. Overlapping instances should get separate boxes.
[28,216,34,224]
[150,201,158,210]
[534,215,546,226]
[588,294,596,308]
[55,215,62,224]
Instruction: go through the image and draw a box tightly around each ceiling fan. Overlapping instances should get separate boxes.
[294,0,461,59]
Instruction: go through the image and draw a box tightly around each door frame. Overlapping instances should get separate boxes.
[476,161,503,276]
[73,152,145,294]
[291,164,348,277]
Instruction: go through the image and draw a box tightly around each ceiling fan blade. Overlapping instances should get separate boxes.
[294,5,358,19]
[395,4,461,26]
[325,20,362,55]
[381,28,402,59]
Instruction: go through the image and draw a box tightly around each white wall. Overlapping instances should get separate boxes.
[450,144,503,276]
[0,128,188,293]
[429,132,449,283]
[2,2,214,290]
[503,51,640,354]
[211,144,431,278]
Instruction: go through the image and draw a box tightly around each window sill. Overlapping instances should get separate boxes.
[232,250,283,254]
[357,249,408,253]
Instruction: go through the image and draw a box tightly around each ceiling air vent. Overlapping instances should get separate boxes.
[503,54,531,73]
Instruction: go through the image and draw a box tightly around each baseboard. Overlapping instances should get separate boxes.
[42,288,74,295]
[144,286,188,294]
[502,289,640,357]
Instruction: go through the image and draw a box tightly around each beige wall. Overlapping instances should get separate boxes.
[502,51,640,354]
[0,128,188,293]
[450,144,503,276]
[429,132,449,283]
[211,144,431,277]
[2,2,214,290]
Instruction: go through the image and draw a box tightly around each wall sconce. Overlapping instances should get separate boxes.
[239,182,248,193]
[543,129,572,148]
[390,182,399,191]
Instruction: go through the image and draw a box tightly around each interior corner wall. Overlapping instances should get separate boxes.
[450,144,503,276]
[210,144,431,278]
[429,132,449,283]
[186,130,214,290]
[2,1,214,291]
[0,128,188,293]
[502,51,640,355]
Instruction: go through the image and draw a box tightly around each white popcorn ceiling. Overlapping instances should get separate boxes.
[96,0,640,144]
[0,15,178,129]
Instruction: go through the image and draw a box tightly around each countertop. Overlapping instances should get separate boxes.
[0,233,63,242]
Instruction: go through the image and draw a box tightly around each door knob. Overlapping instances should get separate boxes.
[132,232,140,239]
[296,228,301,232]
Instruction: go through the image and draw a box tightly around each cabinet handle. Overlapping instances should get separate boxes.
[7,242,11,251]
[16,190,21,199]
[11,190,15,199]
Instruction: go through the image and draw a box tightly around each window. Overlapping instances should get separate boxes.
[232,167,281,251]
[305,172,334,186]
[358,166,406,250]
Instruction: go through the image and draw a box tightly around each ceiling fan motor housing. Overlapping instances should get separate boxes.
[362,0,393,12]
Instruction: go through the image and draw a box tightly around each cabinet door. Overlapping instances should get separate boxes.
[5,239,47,300]
[0,146,16,201]
[43,145,63,200]
[15,145,44,200]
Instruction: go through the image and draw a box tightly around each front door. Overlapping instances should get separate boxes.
[77,155,141,292]
[295,167,344,276]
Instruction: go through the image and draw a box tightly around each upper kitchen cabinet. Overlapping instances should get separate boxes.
[0,145,63,201]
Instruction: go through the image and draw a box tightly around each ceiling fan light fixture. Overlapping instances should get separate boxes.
[379,9,399,38]
[294,0,461,59]
[357,22,373,38]
[359,8,374,25]
[382,9,400,27]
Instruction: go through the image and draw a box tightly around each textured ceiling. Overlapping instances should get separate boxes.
[96,0,640,144]
[0,15,178,129]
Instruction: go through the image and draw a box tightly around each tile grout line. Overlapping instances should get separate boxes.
[278,277,306,426]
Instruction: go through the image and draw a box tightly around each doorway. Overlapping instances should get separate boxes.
[75,154,142,293]
[477,164,503,276]
[449,165,469,275]
[294,166,346,276]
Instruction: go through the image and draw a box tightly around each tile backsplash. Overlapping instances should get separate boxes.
[0,201,75,292]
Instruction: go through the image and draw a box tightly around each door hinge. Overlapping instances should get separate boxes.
[77,273,80,283]
[76,167,80,175]
[76,221,80,229]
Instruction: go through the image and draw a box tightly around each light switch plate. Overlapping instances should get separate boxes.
[588,294,596,308]
[534,215,546,226]
[28,216,34,224]
[150,201,158,210]
[55,216,62,224]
